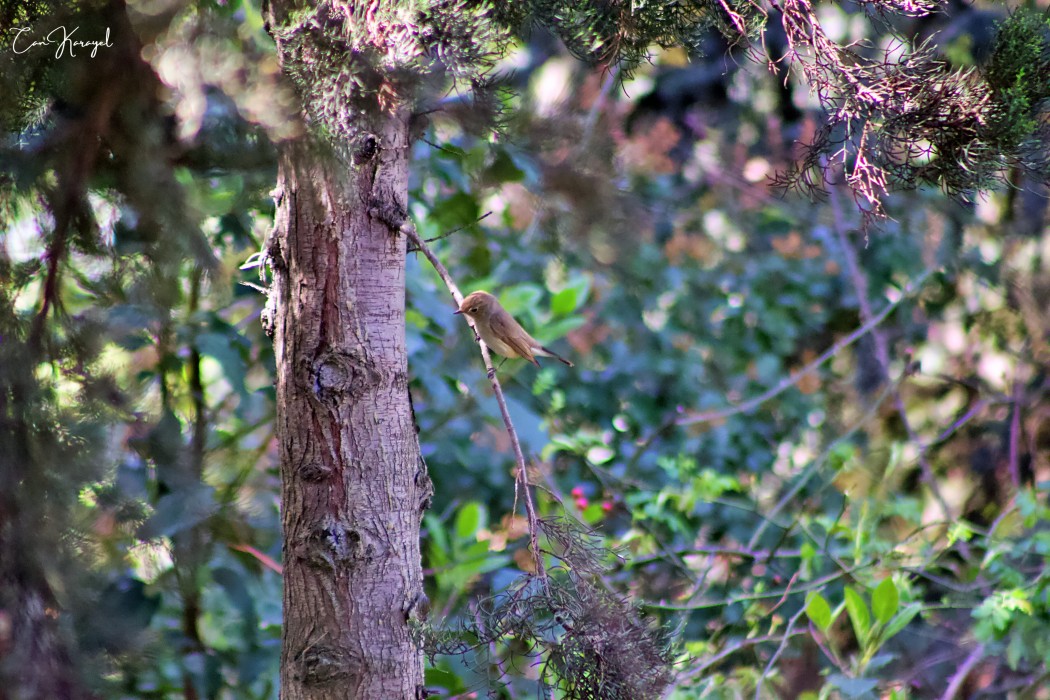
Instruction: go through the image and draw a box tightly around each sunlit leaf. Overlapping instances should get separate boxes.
[806,591,833,631]
[872,578,899,625]
[844,586,871,643]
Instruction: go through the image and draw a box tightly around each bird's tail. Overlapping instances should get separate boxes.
[539,346,574,367]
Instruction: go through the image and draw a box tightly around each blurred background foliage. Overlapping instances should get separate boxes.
[2,0,1050,698]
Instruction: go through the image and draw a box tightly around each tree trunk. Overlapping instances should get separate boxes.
[269,118,428,697]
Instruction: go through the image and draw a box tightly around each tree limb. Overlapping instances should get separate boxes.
[403,221,548,587]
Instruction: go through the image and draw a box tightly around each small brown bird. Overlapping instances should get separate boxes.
[454,290,574,368]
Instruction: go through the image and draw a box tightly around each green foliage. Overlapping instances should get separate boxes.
[402,19,1050,691]
[269,1,513,147]
[426,501,511,596]
[492,0,764,69]
[806,591,833,631]
[984,9,1050,149]
[1,1,280,694]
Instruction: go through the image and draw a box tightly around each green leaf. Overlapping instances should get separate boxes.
[424,514,450,559]
[551,277,590,316]
[882,604,920,643]
[1007,630,1024,670]
[805,591,833,631]
[500,285,543,316]
[455,501,485,541]
[431,191,480,229]
[828,442,856,471]
[844,586,871,643]
[551,287,578,316]
[586,445,615,464]
[581,502,605,525]
[872,578,899,625]
[484,148,525,183]
[827,674,879,699]
[536,315,586,342]
[145,410,184,476]
[212,566,259,641]
[425,665,468,693]
[138,485,218,539]
[93,577,160,653]
[947,519,975,545]
[196,330,248,398]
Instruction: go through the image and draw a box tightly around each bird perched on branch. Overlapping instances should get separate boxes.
[454,290,574,369]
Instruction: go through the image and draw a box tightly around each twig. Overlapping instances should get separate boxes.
[30,80,126,351]
[668,626,809,692]
[472,601,515,698]
[767,570,803,616]
[29,213,70,352]
[422,137,460,155]
[940,643,984,700]
[829,180,951,519]
[754,606,809,700]
[1008,375,1022,489]
[643,562,869,612]
[407,211,494,252]
[973,671,1050,697]
[403,222,549,588]
[809,620,850,673]
[578,64,621,155]
[902,567,988,595]
[747,377,897,549]
[932,398,991,445]
[229,544,283,574]
[630,546,805,566]
[517,64,620,245]
[676,266,936,426]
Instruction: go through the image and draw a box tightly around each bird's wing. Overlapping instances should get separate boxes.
[490,313,539,365]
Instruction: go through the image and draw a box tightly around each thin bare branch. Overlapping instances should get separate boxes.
[747,375,897,549]
[940,643,985,700]
[403,221,548,587]
[408,211,493,250]
[677,267,937,426]
[755,606,810,700]
[667,625,809,692]
[829,180,951,518]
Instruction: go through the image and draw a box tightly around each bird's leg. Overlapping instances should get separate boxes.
[487,358,507,380]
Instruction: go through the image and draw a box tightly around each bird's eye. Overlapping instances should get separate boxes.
[470,307,477,313]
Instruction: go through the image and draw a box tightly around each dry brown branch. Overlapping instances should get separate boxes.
[767,0,1046,219]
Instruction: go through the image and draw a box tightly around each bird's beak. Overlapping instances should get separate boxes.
[452,309,463,315]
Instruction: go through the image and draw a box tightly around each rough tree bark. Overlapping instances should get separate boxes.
[265,15,431,694]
